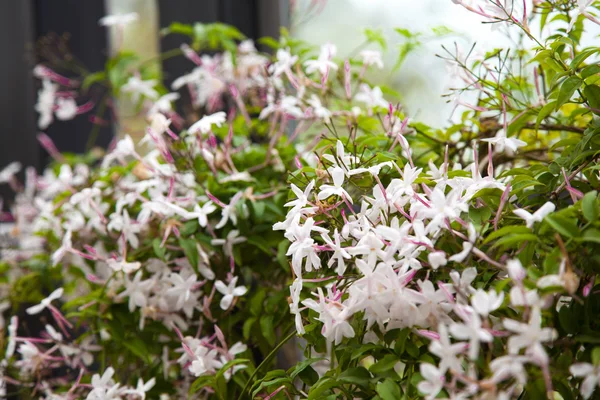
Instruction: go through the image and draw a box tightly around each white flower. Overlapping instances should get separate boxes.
[307,95,332,122]
[285,180,315,213]
[471,289,504,317]
[513,201,555,229]
[417,363,445,400]
[268,48,298,77]
[504,307,557,358]
[211,230,246,257]
[317,167,353,203]
[360,50,384,69]
[123,378,156,400]
[55,97,78,121]
[215,192,244,229]
[355,84,389,109]
[570,362,600,399]
[185,202,217,227]
[35,79,58,129]
[215,277,248,310]
[122,76,159,103]
[166,272,198,310]
[429,324,466,373]
[107,258,141,274]
[117,271,155,312]
[6,316,17,357]
[482,130,527,153]
[148,92,180,117]
[320,229,351,275]
[188,111,227,135]
[450,306,493,360]
[507,258,526,281]
[428,251,447,270]
[189,345,223,376]
[304,43,338,75]
[490,355,530,385]
[87,367,121,400]
[0,162,21,183]
[99,12,139,27]
[26,287,63,315]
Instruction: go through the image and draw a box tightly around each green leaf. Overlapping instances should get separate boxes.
[364,28,387,50]
[592,348,600,365]
[338,367,372,387]
[179,237,199,273]
[545,214,580,238]
[582,191,598,222]
[584,84,600,114]
[570,49,599,70]
[82,71,106,91]
[289,358,326,379]
[376,378,403,400]
[260,315,276,345]
[556,76,583,110]
[370,354,400,374]
[535,101,557,131]
[189,375,214,395]
[122,337,151,364]
[581,64,600,79]
[578,228,600,244]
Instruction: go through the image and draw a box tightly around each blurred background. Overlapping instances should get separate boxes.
[0,0,510,194]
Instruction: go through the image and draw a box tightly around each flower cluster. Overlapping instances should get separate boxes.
[3,1,600,399]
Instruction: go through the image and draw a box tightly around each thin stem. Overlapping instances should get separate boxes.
[237,328,296,400]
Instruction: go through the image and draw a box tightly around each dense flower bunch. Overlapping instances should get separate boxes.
[2,0,600,399]
[270,1,600,400]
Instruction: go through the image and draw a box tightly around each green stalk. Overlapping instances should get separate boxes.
[238,329,296,400]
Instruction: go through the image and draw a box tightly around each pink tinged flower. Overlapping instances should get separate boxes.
[417,363,445,399]
[98,12,139,27]
[570,362,600,399]
[513,201,556,229]
[215,277,247,310]
[26,287,64,315]
[317,167,353,203]
[503,307,557,355]
[188,111,227,135]
[471,289,504,317]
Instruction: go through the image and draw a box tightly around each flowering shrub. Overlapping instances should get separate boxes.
[3,1,600,399]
